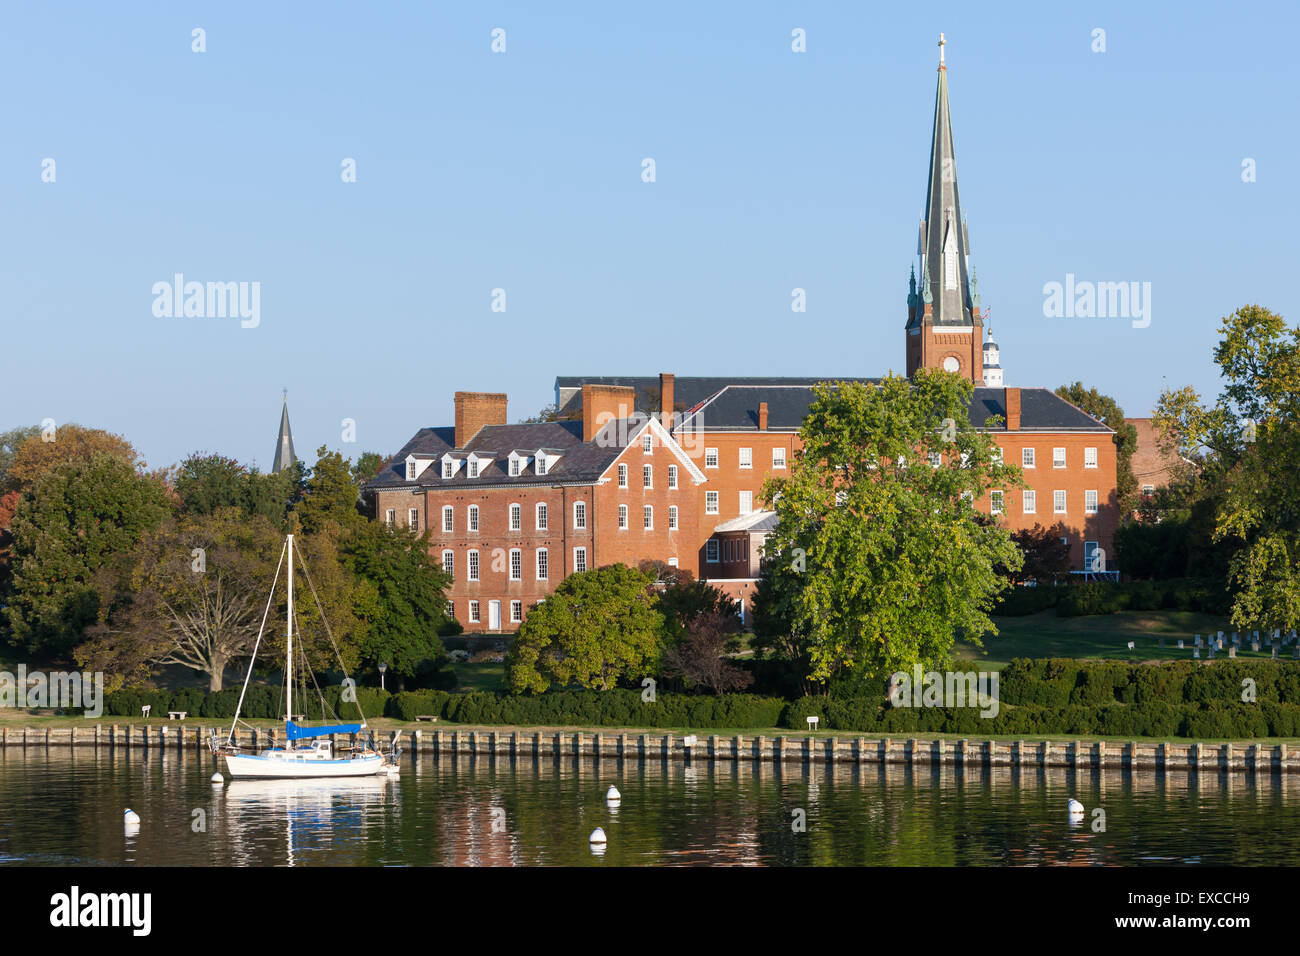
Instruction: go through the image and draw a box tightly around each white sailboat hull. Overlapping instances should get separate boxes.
[224,751,386,779]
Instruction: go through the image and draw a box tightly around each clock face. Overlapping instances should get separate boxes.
[942,356,960,373]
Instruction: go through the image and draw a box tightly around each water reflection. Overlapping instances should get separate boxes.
[1,747,1299,866]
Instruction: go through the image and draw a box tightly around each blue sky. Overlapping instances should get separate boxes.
[2,1,1295,470]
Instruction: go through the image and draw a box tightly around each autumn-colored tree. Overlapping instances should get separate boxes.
[2,424,139,495]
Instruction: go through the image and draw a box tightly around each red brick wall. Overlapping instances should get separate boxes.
[591,436,700,573]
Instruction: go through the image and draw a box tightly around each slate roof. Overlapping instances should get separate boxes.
[366,418,643,490]
[677,384,1112,433]
[555,375,879,418]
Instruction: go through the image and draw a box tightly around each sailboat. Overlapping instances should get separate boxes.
[209,533,399,779]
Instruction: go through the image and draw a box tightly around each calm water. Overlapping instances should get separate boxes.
[1,747,1298,866]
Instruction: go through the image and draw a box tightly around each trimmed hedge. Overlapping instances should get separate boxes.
[94,659,1300,740]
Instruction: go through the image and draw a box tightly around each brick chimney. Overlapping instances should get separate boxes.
[454,391,508,448]
[1004,387,1021,432]
[758,401,769,431]
[659,373,675,427]
[582,384,637,443]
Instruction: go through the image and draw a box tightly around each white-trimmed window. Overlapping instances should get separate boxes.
[739,491,752,514]
[468,550,479,581]
[442,460,453,479]
[536,502,548,531]
[509,457,521,477]
[705,448,718,469]
[928,452,942,469]
[992,446,1003,464]
[1053,447,1066,469]
[574,501,587,529]
[536,454,548,476]
[1054,490,1067,514]
[406,461,417,480]
[536,548,549,580]
[669,505,678,530]
[705,491,719,514]
[442,550,454,575]
[1022,447,1035,468]
[668,465,678,489]
[1084,446,1098,469]
[739,447,752,469]
[509,503,522,531]
[385,509,395,526]
[445,600,454,618]
[468,459,480,478]
[643,505,653,530]
[510,600,522,623]
[468,504,479,532]
[618,504,628,529]
[643,433,653,454]
[643,464,653,489]
[469,600,480,623]
[409,508,420,530]
[1142,484,1155,496]
[706,539,720,563]
[1023,490,1036,514]
[574,546,587,573]
[509,549,522,581]
[1085,490,1098,515]
[618,463,628,488]
[773,447,786,469]
[991,490,1004,514]
[442,506,454,533]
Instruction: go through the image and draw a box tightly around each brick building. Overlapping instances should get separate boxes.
[367,38,1121,631]
[1127,417,1190,497]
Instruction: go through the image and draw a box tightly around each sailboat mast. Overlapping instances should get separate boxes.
[286,533,294,735]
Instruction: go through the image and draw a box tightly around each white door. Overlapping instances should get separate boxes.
[489,600,501,631]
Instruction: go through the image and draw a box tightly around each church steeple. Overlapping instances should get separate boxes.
[272,390,296,474]
[906,34,984,382]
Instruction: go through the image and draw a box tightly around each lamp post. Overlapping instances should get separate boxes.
[378,661,387,692]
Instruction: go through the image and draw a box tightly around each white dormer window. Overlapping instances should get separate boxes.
[406,461,416,480]
[536,453,547,476]
[468,459,479,478]
[509,457,520,477]
[442,460,453,479]
[405,455,434,481]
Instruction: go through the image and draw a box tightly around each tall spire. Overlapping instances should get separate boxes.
[910,32,974,329]
[272,391,296,474]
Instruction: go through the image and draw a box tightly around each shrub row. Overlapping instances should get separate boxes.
[102,685,392,721]
[999,658,1300,707]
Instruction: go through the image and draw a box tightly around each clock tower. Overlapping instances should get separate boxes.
[906,34,984,383]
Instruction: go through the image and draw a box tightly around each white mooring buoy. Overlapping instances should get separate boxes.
[1067,799,1084,817]
[211,771,224,784]
[589,827,607,844]
[606,785,621,803]
[124,808,141,825]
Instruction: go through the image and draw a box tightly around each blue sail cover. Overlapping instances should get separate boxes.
[285,720,362,741]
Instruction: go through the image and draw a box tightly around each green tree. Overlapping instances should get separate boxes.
[79,509,282,690]
[6,455,171,658]
[174,452,298,528]
[342,521,453,677]
[505,564,664,693]
[295,446,365,534]
[762,372,1022,687]
[1054,382,1139,506]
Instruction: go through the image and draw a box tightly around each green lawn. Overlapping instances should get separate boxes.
[453,661,506,693]
[957,608,1256,668]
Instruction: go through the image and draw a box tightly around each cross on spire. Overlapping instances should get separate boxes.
[938,32,945,68]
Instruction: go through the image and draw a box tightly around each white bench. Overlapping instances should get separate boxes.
[167,711,187,720]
